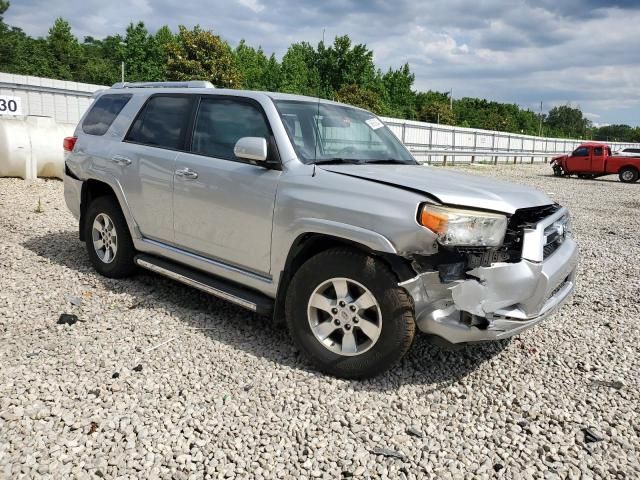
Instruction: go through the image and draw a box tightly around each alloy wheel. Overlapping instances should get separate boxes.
[91,213,118,264]
[307,277,382,356]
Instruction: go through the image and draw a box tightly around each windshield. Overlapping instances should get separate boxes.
[274,100,416,165]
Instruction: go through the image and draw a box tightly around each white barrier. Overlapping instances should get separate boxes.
[0,117,73,179]
[382,117,640,164]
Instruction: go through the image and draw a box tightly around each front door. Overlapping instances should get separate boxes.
[565,146,590,173]
[172,96,280,275]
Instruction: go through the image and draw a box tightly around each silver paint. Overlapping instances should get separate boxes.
[64,85,579,345]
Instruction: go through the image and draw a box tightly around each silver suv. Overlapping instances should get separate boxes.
[64,81,578,379]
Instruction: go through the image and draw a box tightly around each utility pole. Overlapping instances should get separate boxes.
[538,100,543,137]
[121,61,125,83]
[449,89,453,111]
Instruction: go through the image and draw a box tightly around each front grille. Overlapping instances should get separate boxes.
[504,204,562,261]
[543,240,561,257]
[511,204,561,227]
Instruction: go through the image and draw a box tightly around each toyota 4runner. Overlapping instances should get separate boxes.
[63,81,579,379]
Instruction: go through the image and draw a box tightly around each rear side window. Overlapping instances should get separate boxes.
[191,97,270,161]
[594,147,603,156]
[82,94,132,135]
[126,95,194,150]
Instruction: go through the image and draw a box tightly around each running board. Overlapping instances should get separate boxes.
[135,254,273,315]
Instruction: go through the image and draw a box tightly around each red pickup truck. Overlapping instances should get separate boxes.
[551,142,640,183]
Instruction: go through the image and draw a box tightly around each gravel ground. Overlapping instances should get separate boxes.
[1,164,639,479]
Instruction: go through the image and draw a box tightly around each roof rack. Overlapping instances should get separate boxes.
[111,81,215,89]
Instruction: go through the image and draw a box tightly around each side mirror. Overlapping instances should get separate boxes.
[234,137,268,162]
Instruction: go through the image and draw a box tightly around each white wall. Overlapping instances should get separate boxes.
[0,72,104,125]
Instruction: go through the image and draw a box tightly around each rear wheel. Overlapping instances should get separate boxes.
[619,167,639,183]
[285,248,415,379]
[84,196,136,278]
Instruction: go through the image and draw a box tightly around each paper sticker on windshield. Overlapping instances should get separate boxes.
[365,117,384,130]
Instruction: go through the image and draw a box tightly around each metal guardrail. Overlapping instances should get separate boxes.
[383,117,640,163]
[406,148,562,165]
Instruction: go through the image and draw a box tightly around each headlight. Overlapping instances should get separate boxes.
[418,204,507,247]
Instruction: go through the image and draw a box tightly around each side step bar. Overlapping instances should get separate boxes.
[135,254,273,315]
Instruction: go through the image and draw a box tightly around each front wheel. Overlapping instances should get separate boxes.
[552,165,564,177]
[285,248,416,379]
[619,167,639,183]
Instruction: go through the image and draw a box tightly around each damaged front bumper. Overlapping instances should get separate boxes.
[400,207,579,344]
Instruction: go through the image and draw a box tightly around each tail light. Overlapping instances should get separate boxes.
[63,136,77,152]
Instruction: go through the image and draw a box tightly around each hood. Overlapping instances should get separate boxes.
[319,164,553,214]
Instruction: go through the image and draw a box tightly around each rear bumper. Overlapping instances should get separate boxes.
[63,172,82,221]
[401,207,578,343]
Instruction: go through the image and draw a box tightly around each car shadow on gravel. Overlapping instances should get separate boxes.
[537,173,625,184]
[22,230,507,390]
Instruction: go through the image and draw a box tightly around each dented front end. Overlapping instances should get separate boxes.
[400,205,578,343]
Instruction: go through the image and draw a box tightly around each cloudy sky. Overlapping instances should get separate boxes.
[6,0,640,125]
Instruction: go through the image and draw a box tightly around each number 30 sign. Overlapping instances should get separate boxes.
[0,95,23,115]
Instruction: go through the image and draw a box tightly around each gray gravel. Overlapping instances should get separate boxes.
[1,164,639,479]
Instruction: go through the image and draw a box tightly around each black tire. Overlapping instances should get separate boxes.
[285,247,415,379]
[619,167,639,183]
[84,195,136,278]
[552,165,563,177]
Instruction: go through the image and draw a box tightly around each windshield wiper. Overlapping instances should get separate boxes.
[312,158,363,165]
[360,159,415,165]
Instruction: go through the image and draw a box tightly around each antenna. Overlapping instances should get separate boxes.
[313,28,326,167]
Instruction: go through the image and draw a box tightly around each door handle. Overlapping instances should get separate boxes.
[111,155,132,166]
[175,167,199,179]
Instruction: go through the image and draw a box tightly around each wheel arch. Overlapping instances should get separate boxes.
[618,164,639,173]
[79,178,139,242]
[272,232,415,323]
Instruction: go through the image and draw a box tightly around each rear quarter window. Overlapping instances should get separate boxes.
[82,94,132,136]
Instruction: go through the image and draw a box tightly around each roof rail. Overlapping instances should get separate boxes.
[111,81,215,89]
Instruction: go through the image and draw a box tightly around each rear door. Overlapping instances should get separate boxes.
[109,94,196,243]
[565,146,590,172]
[172,95,281,275]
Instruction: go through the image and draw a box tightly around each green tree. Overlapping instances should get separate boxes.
[315,35,377,97]
[263,53,281,91]
[234,40,270,90]
[378,64,416,118]
[280,42,319,95]
[165,25,241,87]
[593,124,640,142]
[545,105,592,138]
[335,84,382,112]
[419,101,454,125]
[79,36,121,85]
[122,22,165,81]
[154,25,173,50]
[47,18,83,79]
